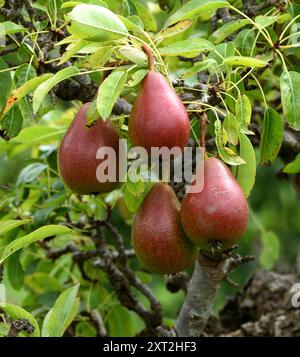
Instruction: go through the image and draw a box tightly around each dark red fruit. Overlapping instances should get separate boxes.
[58,103,121,194]
[132,183,197,274]
[181,157,248,250]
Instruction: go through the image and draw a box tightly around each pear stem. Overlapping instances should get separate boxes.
[141,44,155,72]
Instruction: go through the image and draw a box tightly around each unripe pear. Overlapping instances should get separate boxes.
[128,47,190,153]
[58,103,121,194]
[132,183,197,274]
[181,157,248,250]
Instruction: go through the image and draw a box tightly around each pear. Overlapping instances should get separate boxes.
[58,103,121,194]
[128,62,190,153]
[132,183,197,274]
[181,157,248,250]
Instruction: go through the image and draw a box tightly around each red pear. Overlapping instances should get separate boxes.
[181,157,248,250]
[58,103,121,194]
[132,183,197,274]
[128,48,190,153]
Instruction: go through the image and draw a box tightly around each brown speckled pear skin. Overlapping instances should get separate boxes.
[181,157,249,250]
[128,71,190,153]
[132,183,197,274]
[58,103,121,195]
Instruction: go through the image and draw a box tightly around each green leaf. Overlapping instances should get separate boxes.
[12,126,64,146]
[129,0,157,32]
[0,225,72,263]
[283,154,300,174]
[158,38,214,57]
[259,108,284,166]
[157,20,193,40]
[17,163,48,185]
[97,70,127,120]
[6,251,24,290]
[223,112,239,145]
[280,71,300,131]
[33,67,79,113]
[68,4,128,41]
[182,59,217,78]
[58,40,88,65]
[0,303,40,337]
[259,231,280,270]
[0,219,30,236]
[84,46,114,69]
[237,132,256,197]
[224,56,268,68]
[234,29,256,57]
[2,74,52,115]
[215,119,245,166]
[210,19,251,45]
[107,306,136,337]
[164,0,230,27]
[207,42,235,68]
[1,105,23,139]
[236,94,253,134]
[127,69,148,87]
[118,46,148,66]
[0,21,25,35]
[41,284,80,337]
[255,15,279,27]
[0,58,12,113]
[25,272,61,294]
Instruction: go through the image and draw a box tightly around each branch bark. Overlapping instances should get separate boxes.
[175,252,254,336]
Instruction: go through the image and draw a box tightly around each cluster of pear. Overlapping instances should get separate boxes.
[58,46,248,275]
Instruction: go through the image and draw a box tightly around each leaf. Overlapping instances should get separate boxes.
[255,15,279,27]
[215,119,245,166]
[2,74,52,115]
[158,38,214,57]
[97,70,127,120]
[6,251,24,290]
[84,46,113,69]
[280,71,300,131]
[223,112,239,145]
[107,306,136,337]
[129,0,157,32]
[1,105,23,139]
[207,42,235,68]
[237,132,256,197]
[224,56,268,68]
[12,126,64,146]
[182,59,217,78]
[58,40,88,65]
[210,19,251,45]
[127,69,148,87]
[0,304,40,337]
[118,46,148,66]
[0,21,25,35]
[0,58,13,113]
[41,284,80,337]
[0,225,72,263]
[0,219,30,236]
[164,0,230,27]
[259,231,280,270]
[259,108,284,166]
[61,1,108,9]
[157,20,193,40]
[33,67,79,113]
[17,163,48,185]
[283,154,300,174]
[236,94,253,134]
[234,29,256,57]
[68,4,128,41]
[25,272,61,294]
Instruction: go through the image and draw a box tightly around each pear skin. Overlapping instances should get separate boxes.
[132,183,197,274]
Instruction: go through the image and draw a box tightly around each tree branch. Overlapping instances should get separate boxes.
[175,251,254,337]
